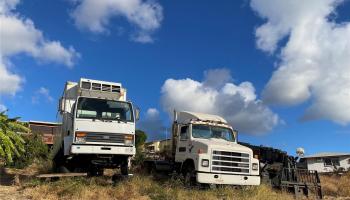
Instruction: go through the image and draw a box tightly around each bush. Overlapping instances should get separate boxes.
[132,148,146,167]
[9,132,49,168]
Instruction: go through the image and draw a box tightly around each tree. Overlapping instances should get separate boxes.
[135,129,147,149]
[11,132,49,168]
[133,130,148,166]
[0,111,28,164]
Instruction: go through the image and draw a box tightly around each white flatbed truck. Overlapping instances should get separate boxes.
[144,111,260,186]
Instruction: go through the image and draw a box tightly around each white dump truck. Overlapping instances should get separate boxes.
[52,78,139,175]
[144,111,260,186]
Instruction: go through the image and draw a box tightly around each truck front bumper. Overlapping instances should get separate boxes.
[71,145,135,155]
[197,172,260,186]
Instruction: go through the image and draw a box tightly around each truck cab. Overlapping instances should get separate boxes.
[173,111,260,185]
[147,111,261,186]
[52,78,139,175]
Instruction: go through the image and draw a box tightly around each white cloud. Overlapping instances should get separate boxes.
[137,108,167,141]
[160,69,280,134]
[0,0,79,108]
[146,108,159,118]
[70,0,163,43]
[0,0,19,13]
[251,0,350,124]
[203,68,233,89]
[37,87,54,102]
[0,58,22,96]
[0,13,80,67]
[32,87,54,104]
[0,104,7,112]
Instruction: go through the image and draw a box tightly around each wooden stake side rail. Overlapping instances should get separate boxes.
[36,173,87,178]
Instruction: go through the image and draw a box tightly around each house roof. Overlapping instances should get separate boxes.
[29,120,61,126]
[303,152,350,158]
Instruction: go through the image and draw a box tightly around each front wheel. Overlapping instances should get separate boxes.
[120,158,129,175]
[184,166,197,188]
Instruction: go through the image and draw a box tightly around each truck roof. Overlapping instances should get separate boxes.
[176,111,227,124]
[62,78,127,101]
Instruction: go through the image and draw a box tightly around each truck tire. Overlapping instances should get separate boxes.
[184,165,197,188]
[120,158,129,175]
[52,146,70,173]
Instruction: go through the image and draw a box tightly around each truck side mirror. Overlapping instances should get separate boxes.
[58,98,64,113]
[134,107,140,121]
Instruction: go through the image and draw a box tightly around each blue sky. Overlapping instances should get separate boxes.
[1,0,350,155]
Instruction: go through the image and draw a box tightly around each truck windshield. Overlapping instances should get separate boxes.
[76,97,133,122]
[192,124,235,142]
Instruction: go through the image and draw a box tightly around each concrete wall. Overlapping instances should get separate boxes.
[307,156,350,173]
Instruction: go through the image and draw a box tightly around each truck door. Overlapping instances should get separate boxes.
[175,125,189,162]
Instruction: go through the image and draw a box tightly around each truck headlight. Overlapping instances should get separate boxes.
[124,135,134,146]
[252,163,259,171]
[75,132,87,143]
[201,159,209,167]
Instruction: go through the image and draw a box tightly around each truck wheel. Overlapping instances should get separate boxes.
[120,159,129,175]
[184,166,197,188]
[52,147,70,173]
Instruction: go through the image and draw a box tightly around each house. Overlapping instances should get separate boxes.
[144,139,172,153]
[28,121,61,147]
[300,152,350,173]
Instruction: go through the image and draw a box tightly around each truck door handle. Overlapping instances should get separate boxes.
[179,147,186,152]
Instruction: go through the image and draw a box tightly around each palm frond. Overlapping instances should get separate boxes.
[0,112,26,163]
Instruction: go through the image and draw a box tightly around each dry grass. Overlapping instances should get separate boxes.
[320,172,350,198]
[22,175,294,200]
[5,159,52,177]
[7,164,348,200]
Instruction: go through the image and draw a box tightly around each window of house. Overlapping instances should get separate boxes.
[324,157,340,166]
[331,158,340,166]
[324,158,332,166]
[180,126,188,140]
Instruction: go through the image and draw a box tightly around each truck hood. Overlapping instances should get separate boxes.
[193,138,253,154]
[74,118,135,134]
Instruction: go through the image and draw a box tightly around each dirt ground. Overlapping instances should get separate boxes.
[0,186,29,200]
[0,167,28,199]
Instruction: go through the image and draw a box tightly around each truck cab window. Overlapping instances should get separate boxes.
[192,124,235,142]
[180,126,188,140]
[76,97,133,122]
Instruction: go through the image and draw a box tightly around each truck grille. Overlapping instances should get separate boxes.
[85,132,124,144]
[211,150,250,174]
